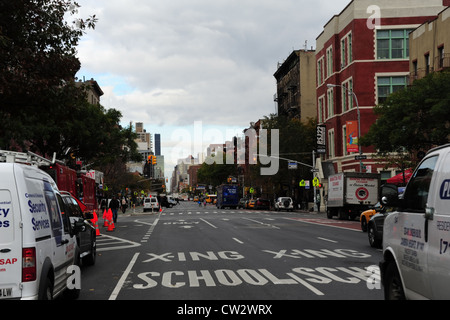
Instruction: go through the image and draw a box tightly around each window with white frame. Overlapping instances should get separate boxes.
[341,32,352,69]
[317,56,324,85]
[326,46,333,78]
[377,29,413,60]
[318,95,325,123]
[377,76,407,104]
[328,129,335,158]
[327,88,334,119]
[342,78,353,112]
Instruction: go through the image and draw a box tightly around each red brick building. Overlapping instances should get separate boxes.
[315,0,449,178]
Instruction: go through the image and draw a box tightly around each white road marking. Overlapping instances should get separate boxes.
[317,237,338,243]
[200,218,218,229]
[109,252,140,300]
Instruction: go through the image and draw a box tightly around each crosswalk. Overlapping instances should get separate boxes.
[96,233,141,252]
[160,210,275,216]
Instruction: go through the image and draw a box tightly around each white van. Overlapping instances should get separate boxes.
[0,163,83,300]
[143,197,159,212]
[380,144,450,299]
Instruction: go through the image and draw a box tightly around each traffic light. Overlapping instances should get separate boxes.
[147,155,151,164]
[152,155,157,165]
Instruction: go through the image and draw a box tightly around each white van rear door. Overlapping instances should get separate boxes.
[0,168,22,299]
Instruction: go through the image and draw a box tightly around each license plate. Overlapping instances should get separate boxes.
[0,288,13,299]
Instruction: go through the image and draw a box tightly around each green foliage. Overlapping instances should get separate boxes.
[0,1,141,168]
[363,71,450,156]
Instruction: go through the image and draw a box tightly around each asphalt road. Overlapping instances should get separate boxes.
[78,201,384,302]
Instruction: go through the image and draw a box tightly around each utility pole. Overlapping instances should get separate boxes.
[313,150,317,212]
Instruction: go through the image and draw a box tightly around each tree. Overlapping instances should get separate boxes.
[0,1,141,168]
[0,0,97,150]
[197,152,237,187]
[362,71,450,166]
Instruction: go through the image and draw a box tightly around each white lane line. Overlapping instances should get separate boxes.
[317,237,338,243]
[233,238,244,244]
[200,218,218,229]
[243,217,280,229]
[109,252,140,300]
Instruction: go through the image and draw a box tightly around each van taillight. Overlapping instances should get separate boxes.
[22,248,36,282]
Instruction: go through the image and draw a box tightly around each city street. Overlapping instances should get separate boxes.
[78,201,383,301]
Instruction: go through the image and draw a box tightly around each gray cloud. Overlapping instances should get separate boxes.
[75,0,350,129]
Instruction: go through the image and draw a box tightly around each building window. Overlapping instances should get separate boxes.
[377,29,412,60]
[340,33,352,69]
[317,57,324,85]
[327,88,334,119]
[328,129,335,158]
[342,78,353,112]
[438,46,445,69]
[326,46,333,78]
[425,53,430,75]
[318,96,325,123]
[377,76,407,104]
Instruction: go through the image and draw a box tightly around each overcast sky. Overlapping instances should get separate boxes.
[74,0,351,178]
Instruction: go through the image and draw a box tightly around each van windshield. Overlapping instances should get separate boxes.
[0,190,13,244]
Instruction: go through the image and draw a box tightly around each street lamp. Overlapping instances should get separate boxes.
[327,83,363,172]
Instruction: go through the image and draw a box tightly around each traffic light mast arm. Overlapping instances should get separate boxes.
[256,154,314,169]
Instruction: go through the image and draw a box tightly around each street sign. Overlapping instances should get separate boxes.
[299,180,306,187]
[355,155,367,160]
[305,180,310,190]
[316,125,327,154]
[288,162,298,170]
[313,177,320,187]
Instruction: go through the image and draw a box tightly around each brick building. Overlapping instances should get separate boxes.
[274,50,316,122]
[315,0,449,178]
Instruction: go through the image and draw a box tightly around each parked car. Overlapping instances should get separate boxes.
[275,197,293,211]
[247,199,256,209]
[367,210,390,248]
[167,196,178,206]
[238,198,248,209]
[360,202,383,232]
[60,191,97,266]
[255,198,271,210]
[143,197,160,212]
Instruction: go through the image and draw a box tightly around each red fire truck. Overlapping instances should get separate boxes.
[0,150,98,212]
[41,163,97,212]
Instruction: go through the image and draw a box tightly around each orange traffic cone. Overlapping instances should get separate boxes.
[107,219,115,232]
[92,211,101,236]
[103,209,108,227]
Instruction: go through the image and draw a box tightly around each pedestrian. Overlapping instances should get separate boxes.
[121,197,127,214]
[109,196,120,223]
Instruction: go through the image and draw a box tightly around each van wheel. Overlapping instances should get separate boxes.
[83,236,96,266]
[39,276,53,300]
[384,262,405,300]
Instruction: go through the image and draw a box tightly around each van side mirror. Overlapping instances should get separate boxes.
[73,220,86,234]
[381,184,401,207]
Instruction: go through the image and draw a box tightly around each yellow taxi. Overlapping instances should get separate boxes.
[247,199,256,209]
[360,202,382,232]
